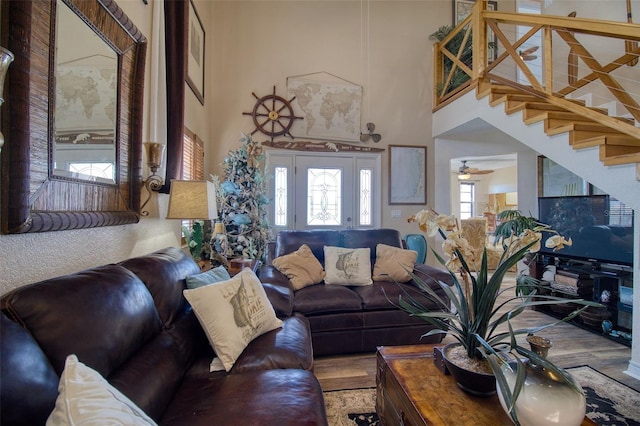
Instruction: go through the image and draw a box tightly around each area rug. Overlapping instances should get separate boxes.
[567,365,640,426]
[324,366,640,426]
[323,388,378,426]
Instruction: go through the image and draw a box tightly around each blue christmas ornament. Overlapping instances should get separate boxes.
[232,214,251,226]
[221,180,240,195]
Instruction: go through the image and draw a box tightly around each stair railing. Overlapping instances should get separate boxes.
[433,1,640,140]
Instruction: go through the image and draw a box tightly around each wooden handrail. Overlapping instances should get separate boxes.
[483,11,640,40]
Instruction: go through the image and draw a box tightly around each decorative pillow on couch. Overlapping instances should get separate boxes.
[372,243,418,283]
[272,244,325,290]
[186,265,231,289]
[47,355,157,426]
[183,268,283,372]
[323,246,372,286]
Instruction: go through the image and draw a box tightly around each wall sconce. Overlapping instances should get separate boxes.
[0,46,15,155]
[140,141,166,216]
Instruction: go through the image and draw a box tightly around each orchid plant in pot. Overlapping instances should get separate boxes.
[400,207,600,423]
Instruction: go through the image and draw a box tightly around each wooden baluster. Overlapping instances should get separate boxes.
[568,11,578,85]
[626,0,638,66]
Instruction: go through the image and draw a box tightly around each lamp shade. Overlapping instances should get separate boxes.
[166,180,218,219]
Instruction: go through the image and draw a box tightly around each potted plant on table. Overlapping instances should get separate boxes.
[401,207,600,425]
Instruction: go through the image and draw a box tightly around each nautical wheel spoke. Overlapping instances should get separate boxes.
[242,85,304,142]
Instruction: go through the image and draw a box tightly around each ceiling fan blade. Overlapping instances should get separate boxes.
[472,169,494,175]
[372,133,381,143]
[522,46,539,55]
[522,55,538,61]
[360,133,370,142]
[367,122,376,132]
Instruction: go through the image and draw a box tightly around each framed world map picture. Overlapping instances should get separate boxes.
[389,145,426,205]
[287,72,362,142]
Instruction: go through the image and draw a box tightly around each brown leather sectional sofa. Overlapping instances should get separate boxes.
[259,228,453,356]
[0,247,326,425]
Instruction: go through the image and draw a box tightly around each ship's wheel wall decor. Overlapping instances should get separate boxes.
[242,86,303,142]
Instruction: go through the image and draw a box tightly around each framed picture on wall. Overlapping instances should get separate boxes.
[389,145,426,205]
[453,0,497,25]
[186,0,205,105]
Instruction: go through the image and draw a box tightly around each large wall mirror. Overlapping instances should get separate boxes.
[1,0,146,233]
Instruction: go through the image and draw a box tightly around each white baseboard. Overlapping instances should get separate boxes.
[624,359,640,380]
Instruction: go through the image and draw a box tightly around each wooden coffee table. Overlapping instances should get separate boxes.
[376,344,595,426]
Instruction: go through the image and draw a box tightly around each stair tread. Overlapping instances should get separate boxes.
[602,151,640,166]
[571,134,640,149]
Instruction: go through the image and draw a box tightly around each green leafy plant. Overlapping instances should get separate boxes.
[182,220,204,260]
[493,210,544,297]
[400,207,599,424]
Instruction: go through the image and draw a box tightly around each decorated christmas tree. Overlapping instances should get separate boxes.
[216,134,271,260]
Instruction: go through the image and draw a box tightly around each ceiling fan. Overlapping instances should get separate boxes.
[519,46,539,61]
[456,160,494,180]
[360,122,382,143]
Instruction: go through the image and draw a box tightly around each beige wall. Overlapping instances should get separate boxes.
[208,0,452,239]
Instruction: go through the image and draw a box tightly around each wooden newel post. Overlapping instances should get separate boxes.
[472,0,487,79]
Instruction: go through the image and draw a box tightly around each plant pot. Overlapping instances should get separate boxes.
[497,360,586,426]
[442,343,496,397]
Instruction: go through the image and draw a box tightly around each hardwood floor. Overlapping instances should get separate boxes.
[314,273,639,393]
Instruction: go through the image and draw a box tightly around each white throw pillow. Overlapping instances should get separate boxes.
[46,354,157,426]
[323,246,372,286]
[183,268,283,372]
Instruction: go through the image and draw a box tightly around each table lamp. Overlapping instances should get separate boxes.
[166,180,218,268]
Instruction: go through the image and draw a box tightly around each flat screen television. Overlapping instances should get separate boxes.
[537,195,634,267]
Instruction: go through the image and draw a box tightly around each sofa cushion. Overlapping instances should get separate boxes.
[231,313,314,373]
[2,265,162,378]
[183,268,283,372]
[354,280,444,311]
[159,369,327,426]
[0,313,59,426]
[324,246,372,286]
[372,243,418,282]
[120,247,200,326]
[186,266,231,289]
[47,355,157,426]
[275,230,341,264]
[294,284,363,315]
[272,244,325,290]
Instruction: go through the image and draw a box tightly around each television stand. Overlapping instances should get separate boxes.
[530,257,633,347]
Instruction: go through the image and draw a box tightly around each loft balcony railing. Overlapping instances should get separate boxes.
[433,0,640,140]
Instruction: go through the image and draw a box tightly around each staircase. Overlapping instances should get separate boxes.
[478,84,640,168]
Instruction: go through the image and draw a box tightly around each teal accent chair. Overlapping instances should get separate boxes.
[403,234,427,264]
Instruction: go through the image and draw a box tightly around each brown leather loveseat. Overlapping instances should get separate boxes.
[258,229,453,356]
[0,247,327,425]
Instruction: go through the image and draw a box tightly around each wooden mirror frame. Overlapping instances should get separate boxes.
[1,0,146,233]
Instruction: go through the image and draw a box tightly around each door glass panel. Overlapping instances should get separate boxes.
[307,168,342,226]
[274,166,288,226]
[359,169,372,226]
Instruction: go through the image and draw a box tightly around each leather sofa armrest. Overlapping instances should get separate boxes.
[257,265,294,317]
